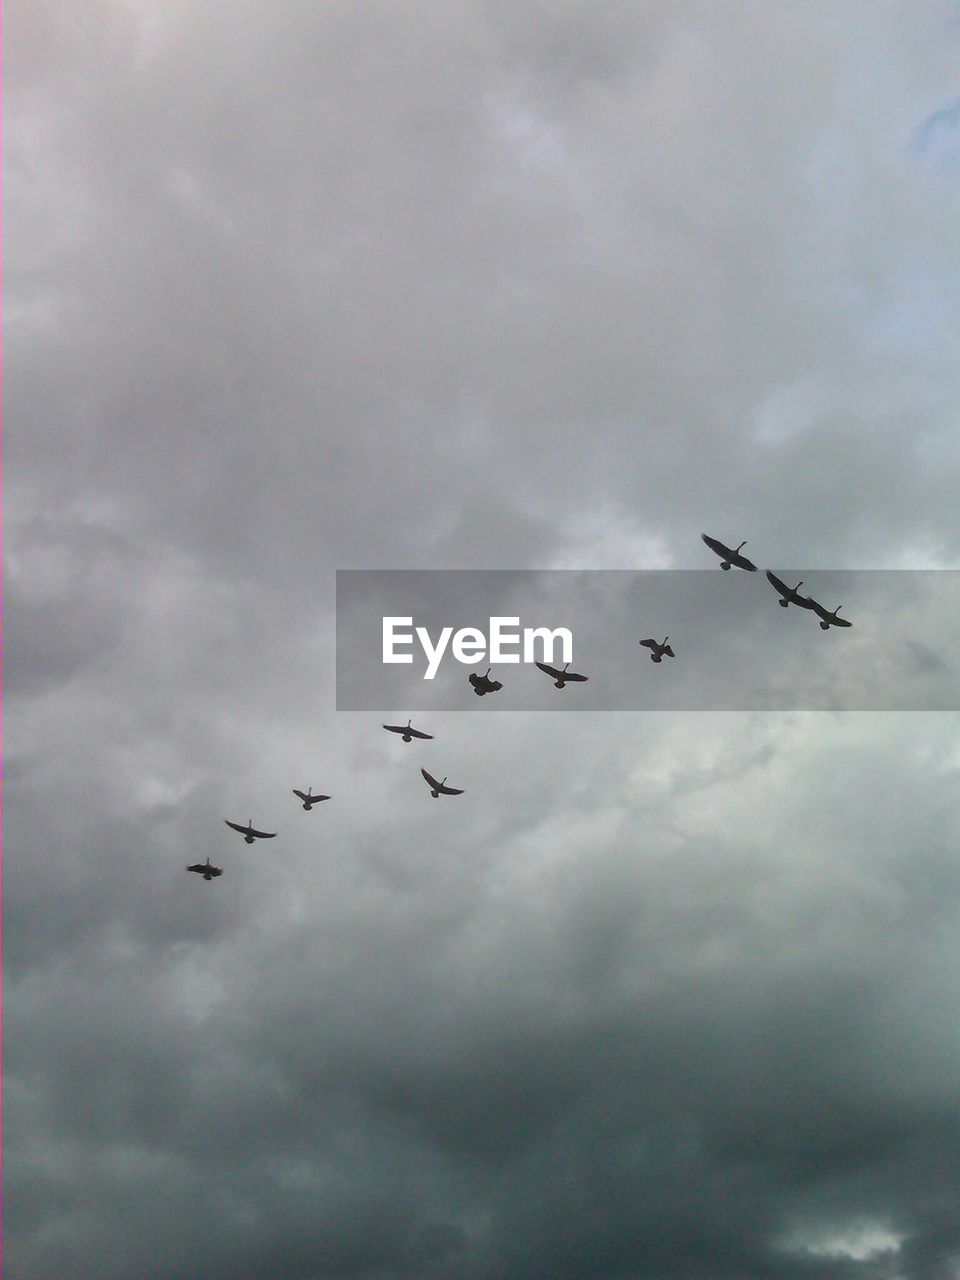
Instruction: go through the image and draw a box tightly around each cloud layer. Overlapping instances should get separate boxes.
[8,2,960,1277]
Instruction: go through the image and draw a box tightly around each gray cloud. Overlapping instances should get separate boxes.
[8,2,960,1277]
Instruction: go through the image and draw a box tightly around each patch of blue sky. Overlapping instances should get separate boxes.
[912,95,960,168]
[862,260,958,357]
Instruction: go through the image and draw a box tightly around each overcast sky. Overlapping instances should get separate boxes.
[7,2,960,1277]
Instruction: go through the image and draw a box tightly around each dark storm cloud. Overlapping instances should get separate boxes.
[8,2,960,1278]
[11,710,960,1278]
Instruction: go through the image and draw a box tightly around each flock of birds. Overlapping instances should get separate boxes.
[701,533,852,629]
[185,721,456,879]
[186,533,852,881]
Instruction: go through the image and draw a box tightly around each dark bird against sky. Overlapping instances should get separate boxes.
[292,788,330,810]
[186,858,223,881]
[420,767,464,797]
[383,719,433,741]
[809,599,853,629]
[701,533,758,571]
[640,637,675,662]
[225,819,277,843]
[535,661,589,689]
[469,669,503,696]
[765,570,814,608]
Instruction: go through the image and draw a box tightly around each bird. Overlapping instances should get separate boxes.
[292,787,330,810]
[224,819,277,844]
[382,719,433,742]
[639,637,675,663]
[187,858,223,881]
[765,571,814,609]
[808,599,853,629]
[701,533,758,571]
[420,767,464,797]
[535,661,588,689]
[468,669,503,696]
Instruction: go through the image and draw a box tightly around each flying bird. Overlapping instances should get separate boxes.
[224,818,277,843]
[535,661,588,689]
[469,669,503,696]
[639,637,675,663]
[382,719,433,742]
[187,858,223,881]
[765,571,814,609]
[808,599,853,629]
[292,788,330,810]
[701,533,757,572]
[420,767,464,797]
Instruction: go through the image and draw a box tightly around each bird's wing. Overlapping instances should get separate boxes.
[810,599,848,624]
[439,783,464,795]
[409,727,432,739]
[701,533,726,557]
[224,820,247,834]
[765,570,788,595]
[468,673,481,686]
[734,553,758,571]
[421,767,440,788]
[292,789,308,801]
[311,795,331,802]
[565,672,588,682]
[488,680,503,691]
[383,724,403,734]
[249,827,276,839]
[536,662,561,678]
[187,863,204,873]
[663,645,675,657]
[639,639,657,650]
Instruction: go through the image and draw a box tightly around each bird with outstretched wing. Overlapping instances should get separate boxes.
[765,571,813,609]
[421,767,464,797]
[383,719,433,741]
[187,858,223,880]
[535,661,588,688]
[808,598,853,629]
[639,637,675,662]
[292,788,330,810]
[225,819,277,843]
[701,533,757,572]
